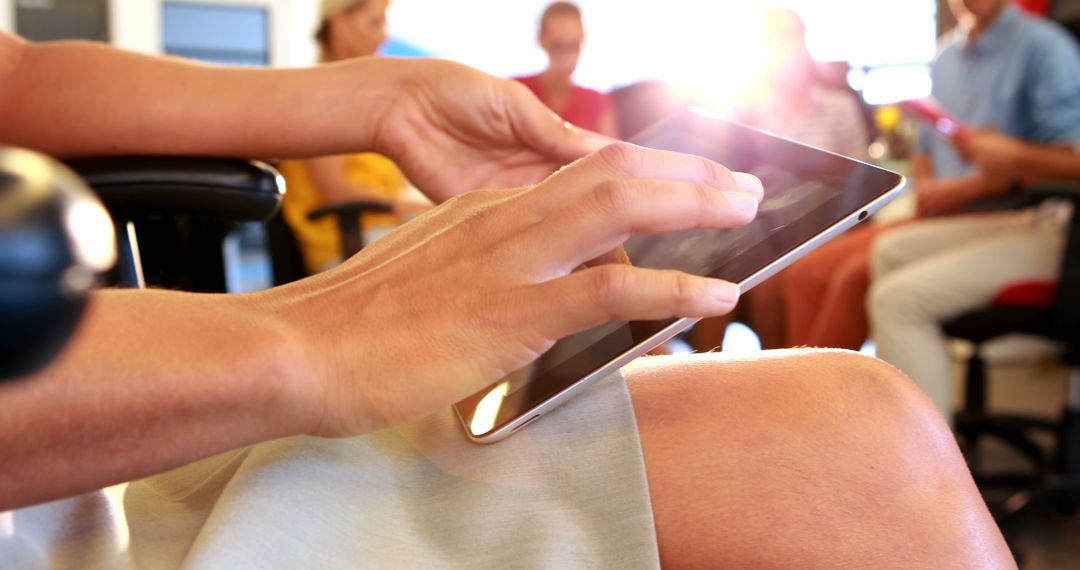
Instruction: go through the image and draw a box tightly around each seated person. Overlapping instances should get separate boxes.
[784,0,1080,354]
[871,128,1080,416]
[279,0,430,273]
[0,30,1012,568]
[514,2,618,138]
[691,7,870,352]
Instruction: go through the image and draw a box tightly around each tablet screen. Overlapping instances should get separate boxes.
[457,108,903,438]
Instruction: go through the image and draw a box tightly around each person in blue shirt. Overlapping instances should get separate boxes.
[870,0,1080,417]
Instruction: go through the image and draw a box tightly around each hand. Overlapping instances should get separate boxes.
[266,143,763,436]
[954,129,1026,175]
[372,60,612,203]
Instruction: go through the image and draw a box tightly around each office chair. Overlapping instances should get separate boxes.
[942,181,1080,553]
[0,147,115,380]
[268,197,393,285]
[67,157,284,290]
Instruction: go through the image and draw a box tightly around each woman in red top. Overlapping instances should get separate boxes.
[515,2,618,137]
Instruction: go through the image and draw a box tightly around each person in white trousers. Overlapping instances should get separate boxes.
[871,130,1080,417]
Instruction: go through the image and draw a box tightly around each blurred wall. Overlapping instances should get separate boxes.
[0,0,320,66]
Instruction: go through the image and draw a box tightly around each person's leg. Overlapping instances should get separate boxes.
[742,273,788,349]
[804,251,871,349]
[785,224,881,346]
[625,351,1013,568]
[871,212,1029,281]
[869,215,1062,415]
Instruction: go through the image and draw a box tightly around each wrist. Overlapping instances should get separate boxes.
[232,291,327,438]
[366,58,435,159]
[246,282,383,438]
[299,57,403,157]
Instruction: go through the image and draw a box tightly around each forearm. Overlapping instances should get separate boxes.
[912,154,933,185]
[0,290,316,510]
[0,40,403,159]
[1014,145,1080,180]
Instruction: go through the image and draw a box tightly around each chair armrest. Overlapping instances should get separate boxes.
[307,200,394,221]
[67,157,285,222]
[307,200,394,259]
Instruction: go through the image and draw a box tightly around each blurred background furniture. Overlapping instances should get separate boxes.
[943,181,1080,557]
[69,157,284,291]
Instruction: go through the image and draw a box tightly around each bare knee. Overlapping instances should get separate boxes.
[626,349,944,435]
[625,350,1008,567]
[626,349,963,512]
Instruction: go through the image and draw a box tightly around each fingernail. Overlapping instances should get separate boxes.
[708,280,740,303]
[731,172,764,198]
[723,191,759,214]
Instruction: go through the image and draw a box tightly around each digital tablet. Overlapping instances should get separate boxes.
[454,107,907,443]
[901,97,969,138]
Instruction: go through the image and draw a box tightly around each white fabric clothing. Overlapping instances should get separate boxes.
[869,211,1066,415]
[1,372,660,569]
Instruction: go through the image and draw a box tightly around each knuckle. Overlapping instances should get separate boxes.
[698,156,733,186]
[669,271,698,309]
[595,142,644,176]
[693,182,718,208]
[586,265,628,308]
[590,180,635,217]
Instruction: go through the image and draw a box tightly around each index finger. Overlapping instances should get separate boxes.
[520,143,763,216]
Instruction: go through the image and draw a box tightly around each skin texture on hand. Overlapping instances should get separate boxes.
[371,59,611,202]
[260,143,763,436]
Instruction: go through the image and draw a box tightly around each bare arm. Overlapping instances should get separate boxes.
[0,37,390,159]
[954,130,1080,181]
[0,290,315,509]
[1013,145,1080,179]
[0,31,607,202]
[911,154,934,186]
[916,171,1012,217]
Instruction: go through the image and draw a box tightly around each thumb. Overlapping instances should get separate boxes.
[509,82,614,162]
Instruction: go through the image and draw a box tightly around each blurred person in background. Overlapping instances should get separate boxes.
[278,0,430,274]
[869,0,1080,417]
[782,0,1079,361]
[736,8,871,160]
[690,7,871,353]
[515,1,618,138]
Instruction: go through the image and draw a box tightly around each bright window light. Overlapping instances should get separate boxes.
[862,65,933,105]
[386,0,937,105]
